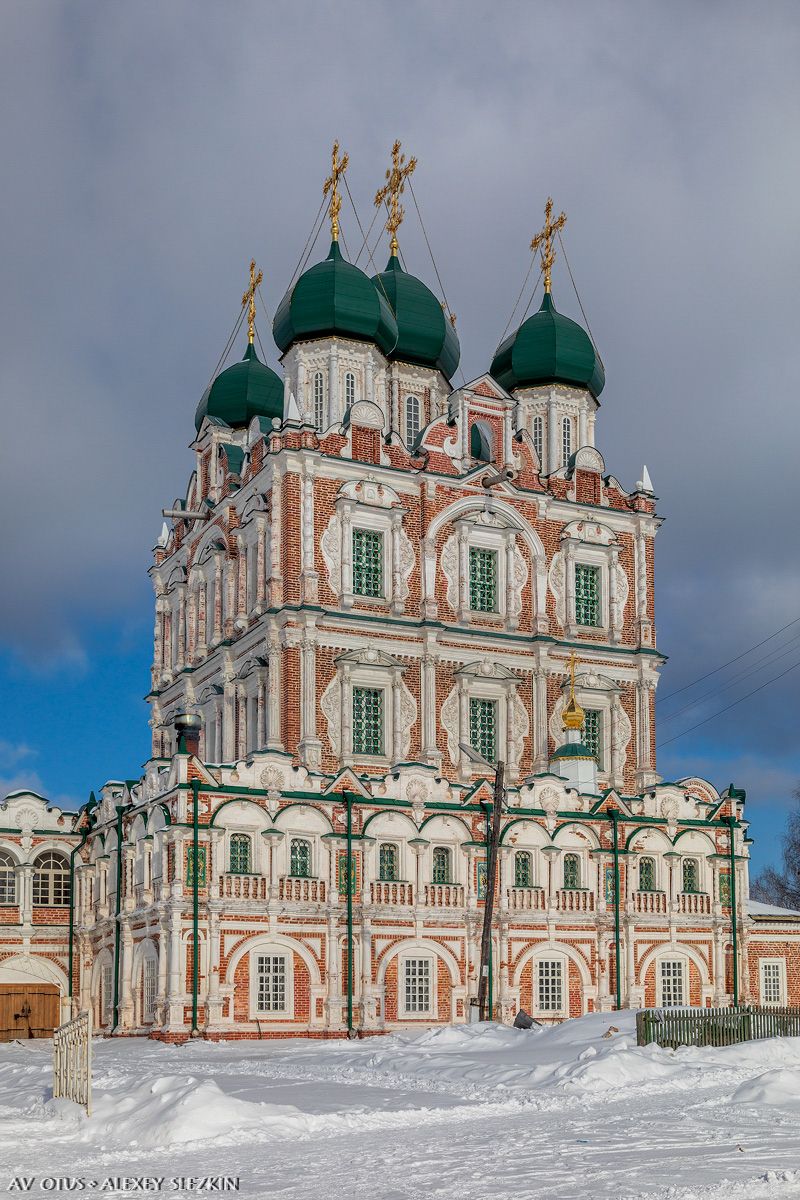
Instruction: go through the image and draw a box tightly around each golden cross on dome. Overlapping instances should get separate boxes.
[323,140,350,243]
[241,259,263,345]
[374,139,417,256]
[530,197,567,294]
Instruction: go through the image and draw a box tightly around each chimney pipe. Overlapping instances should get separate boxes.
[174,712,202,757]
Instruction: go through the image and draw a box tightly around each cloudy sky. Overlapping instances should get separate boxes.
[1,1,798,874]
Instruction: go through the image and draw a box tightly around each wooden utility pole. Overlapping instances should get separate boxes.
[477,760,505,1021]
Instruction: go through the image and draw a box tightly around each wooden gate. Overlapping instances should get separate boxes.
[0,984,60,1041]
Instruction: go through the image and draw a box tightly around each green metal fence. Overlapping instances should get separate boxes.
[636,1006,800,1049]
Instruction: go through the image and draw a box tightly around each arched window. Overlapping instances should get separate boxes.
[532,415,544,468]
[32,851,71,906]
[313,371,325,430]
[563,852,580,890]
[682,858,699,893]
[514,851,533,888]
[142,956,157,1022]
[229,833,252,875]
[379,843,399,882]
[405,395,420,447]
[561,416,572,467]
[470,421,493,462]
[344,371,356,408]
[639,856,656,892]
[290,838,311,878]
[432,846,451,884]
[0,852,16,905]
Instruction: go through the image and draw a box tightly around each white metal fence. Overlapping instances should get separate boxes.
[53,1010,92,1115]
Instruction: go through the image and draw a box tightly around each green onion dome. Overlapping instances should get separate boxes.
[194,342,284,432]
[273,241,398,356]
[371,255,460,380]
[491,292,605,398]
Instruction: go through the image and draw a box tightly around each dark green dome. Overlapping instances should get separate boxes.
[273,241,398,356]
[371,255,460,380]
[491,292,605,398]
[195,342,284,432]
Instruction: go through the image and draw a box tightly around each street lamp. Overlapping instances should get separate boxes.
[459,742,507,1022]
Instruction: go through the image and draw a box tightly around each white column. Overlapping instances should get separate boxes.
[176,585,187,670]
[266,636,283,750]
[365,353,374,408]
[18,864,33,925]
[578,403,588,449]
[236,683,247,759]
[301,466,318,604]
[391,512,404,615]
[328,345,339,425]
[213,554,224,643]
[255,516,267,610]
[222,680,236,761]
[299,629,322,769]
[457,523,470,621]
[269,470,283,606]
[534,667,548,771]
[564,541,577,635]
[504,531,517,629]
[341,666,353,766]
[458,678,470,782]
[609,546,620,643]
[421,649,440,766]
[391,668,403,765]
[547,393,558,474]
[340,504,353,607]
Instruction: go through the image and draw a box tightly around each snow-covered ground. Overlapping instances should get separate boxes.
[3,1012,800,1199]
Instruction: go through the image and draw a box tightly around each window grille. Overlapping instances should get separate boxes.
[290,838,311,878]
[432,846,451,884]
[575,564,600,626]
[660,959,685,1007]
[583,709,602,765]
[32,852,70,906]
[469,546,498,612]
[639,856,655,892]
[532,414,544,468]
[352,687,384,756]
[352,529,384,598]
[514,851,533,888]
[404,957,431,1014]
[469,697,497,763]
[229,833,252,875]
[338,854,355,896]
[563,853,580,890]
[143,958,157,1021]
[405,395,420,447]
[562,416,572,467]
[682,858,699,893]
[379,843,399,882]
[344,371,356,407]
[477,860,488,899]
[538,959,563,1011]
[256,954,288,1013]
[761,961,784,1005]
[0,852,16,904]
[102,964,113,1025]
[313,371,325,429]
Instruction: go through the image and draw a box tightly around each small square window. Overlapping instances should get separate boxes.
[469,547,497,613]
[469,697,497,763]
[352,529,384,598]
[352,687,384,756]
[575,564,600,627]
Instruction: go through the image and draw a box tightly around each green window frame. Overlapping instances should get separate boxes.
[639,856,655,892]
[563,852,581,890]
[352,687,384,756]
[514,851,533,888]
[469,546,498,613]
[682,857,699,894]
[469,697,497,764]
[432,846,451,885]
[379,843,399,882]
[290,838,311,878]
[583,709,602,766]
[575,564,601,627]
[229,833,252,875]
[352,529,384,598]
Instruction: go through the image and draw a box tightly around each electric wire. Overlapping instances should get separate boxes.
[658,631,800,724]
[342,176,395,314]
[657,657,800,749]
[407,178,456,325]
[657,615,800,705]
[204,304,247,390]
[289,195,328,287]
[498,254,541,345]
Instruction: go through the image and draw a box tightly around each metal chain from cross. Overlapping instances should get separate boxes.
[323,140,350,243]
[241,259,263,345]
[530,197,567,294]
[374,139,417,256]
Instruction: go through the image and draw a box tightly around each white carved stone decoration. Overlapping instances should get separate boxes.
[549,695,567,750]
[440,686,460,765]
[548,552,566,628]
[562,519,616,546]
[613,564,629,632]
[611,700,632,770]
[398,679,418,761]
[573,446,606,473]
[509,693,530,771]
[396,527,416,605]
[509,545,528,624]
[259,765,284,795]
[320,677,341,756]
[539,785,560,833]
[338,479,401,508]
[440,532,460,612]
[405,777,429,823]
[320,512,342,597]
[347,399,385,429]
